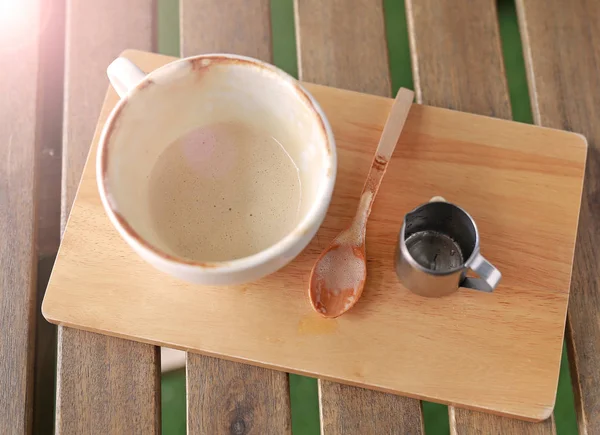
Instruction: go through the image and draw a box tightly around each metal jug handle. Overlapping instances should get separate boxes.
[426,195,501,293]
[461,253,502,292]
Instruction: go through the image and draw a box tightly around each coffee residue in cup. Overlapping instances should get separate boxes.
[148,121,302,262]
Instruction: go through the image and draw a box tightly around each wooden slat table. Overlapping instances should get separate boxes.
[1,0,598,433]
[517,1,600,433]
[57,1,161,433]
[0,1,43,432]
[33,1,65,430]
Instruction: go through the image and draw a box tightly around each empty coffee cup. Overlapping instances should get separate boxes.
[99,55,336,285]
[395,198,501,297]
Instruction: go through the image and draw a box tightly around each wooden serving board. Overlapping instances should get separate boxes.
[43,50,587,421]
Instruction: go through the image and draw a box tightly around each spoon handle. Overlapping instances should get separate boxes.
[374,88,415,161]
[355,88,415,227]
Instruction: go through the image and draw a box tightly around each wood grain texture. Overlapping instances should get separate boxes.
[515,0,600,433]
[406,0,511,119]
[0,1,42,432]
[58,0,160,431]
[42,51,586,421]
[450,408,557,435]
[62,0,156,228]
[33,1,65,431]
[294,0,391,96]
[406,0,555,431]
[186,354,291,434]
[320,383,424,434]
[180,0,272,61]
[179,4,290,433]
[295,0,417,431]
[56,328,161,434]
[36,0,65,257]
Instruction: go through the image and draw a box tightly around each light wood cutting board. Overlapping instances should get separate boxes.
[43,50,587,421]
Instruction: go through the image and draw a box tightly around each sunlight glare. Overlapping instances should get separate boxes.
[0,0,39,51]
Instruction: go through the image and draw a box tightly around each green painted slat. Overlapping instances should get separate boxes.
[271,0,298,78]
[162,369,186,435]
[383,0,414,94]
[423,402,450,435]
[157,1,185,434]
[556,343,579,435]
[289,374,320,435]
[157,0,179,56]
[497,0,533,125]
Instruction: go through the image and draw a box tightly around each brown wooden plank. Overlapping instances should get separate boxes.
[406,0,556,432]
[57,1,161,433]
[515,0,600,433]
[295,0,391,96]
[450,408,557,435]
[62,0,157,228]
[180,2,292,433]
[0,1,43,432]
[37,0,65,258]
[186,354,292,434]
[56,329,161,434]
[180,0,272,62]
[405,0,511,119]
[33,0,66,430]
[295,0,424,433]
[320,383,425,434]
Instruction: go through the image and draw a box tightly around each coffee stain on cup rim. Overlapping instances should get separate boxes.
[97,53,337,272]
[137,78,154,91]
[188,55,332,158]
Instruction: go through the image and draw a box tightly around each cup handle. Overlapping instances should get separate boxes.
[461,253,502,292]
[107,57,147,98]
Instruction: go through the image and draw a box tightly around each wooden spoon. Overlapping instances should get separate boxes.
[308,88,415,318]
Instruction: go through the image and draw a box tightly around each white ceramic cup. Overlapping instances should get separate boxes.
[98,55,336,285]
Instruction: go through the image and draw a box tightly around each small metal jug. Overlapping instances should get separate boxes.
[395,198,501,297]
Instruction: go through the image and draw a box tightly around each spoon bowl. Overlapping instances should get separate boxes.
[309,235,366,317]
